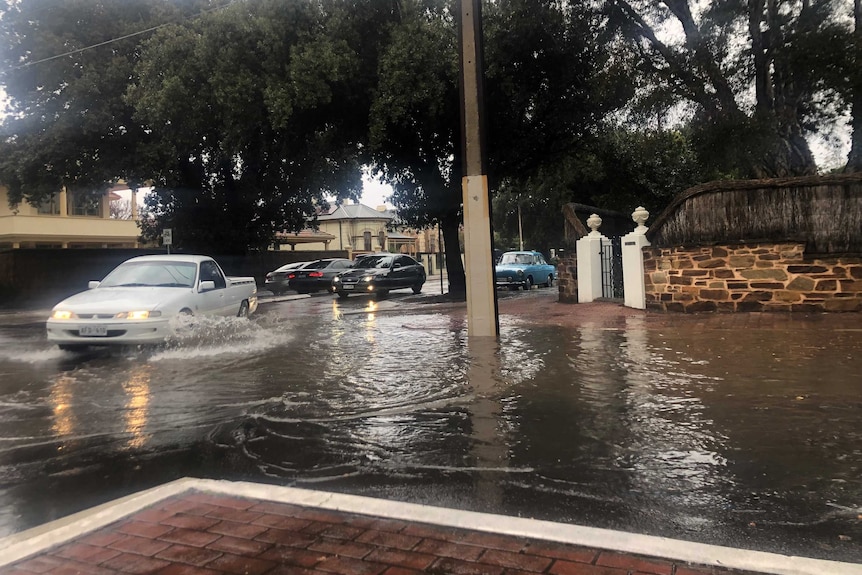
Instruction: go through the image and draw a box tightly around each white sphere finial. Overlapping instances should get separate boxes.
[586,213,602,236]
[632,206,649,231]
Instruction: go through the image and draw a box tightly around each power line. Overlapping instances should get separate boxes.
[0,0,237,76]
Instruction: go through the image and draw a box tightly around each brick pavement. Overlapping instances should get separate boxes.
[1,489,775,575]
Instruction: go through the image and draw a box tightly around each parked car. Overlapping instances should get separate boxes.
[288,258,353,294]
[46,255,257,350]
[495,250,556,290]
[332,254,426,299]
[265,261,311,295]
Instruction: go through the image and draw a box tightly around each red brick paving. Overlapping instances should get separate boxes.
[0,490,772,575]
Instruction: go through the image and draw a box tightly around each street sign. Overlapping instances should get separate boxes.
[162,229,173,246]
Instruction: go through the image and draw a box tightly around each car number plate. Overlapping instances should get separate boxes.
[342,285,354,290]
[80,325,108,337]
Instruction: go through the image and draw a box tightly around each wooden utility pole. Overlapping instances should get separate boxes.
[457,0,498,338]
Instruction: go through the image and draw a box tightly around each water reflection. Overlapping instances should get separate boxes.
[466,336,506,509]
[50,375,77,445]
[122,365,151,450]
[619,317,731,533]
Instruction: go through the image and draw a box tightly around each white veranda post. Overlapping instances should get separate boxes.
[576,213,607,303]
[622,206,651,309]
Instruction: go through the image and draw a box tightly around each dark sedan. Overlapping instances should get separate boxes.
[288,258,353,294]
[264,261,311,295]
[331,254,425,299]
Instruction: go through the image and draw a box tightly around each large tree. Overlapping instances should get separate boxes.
[369,0,617,294]
[607,0,848,178]
[128,0,396,253]
[367,0,467,293]
[484,0,633,253]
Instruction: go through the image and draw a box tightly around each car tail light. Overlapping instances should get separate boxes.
[308,271,324,278]
[288,273,296,279]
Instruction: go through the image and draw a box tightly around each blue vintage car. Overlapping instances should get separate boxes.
[494,250,556,290]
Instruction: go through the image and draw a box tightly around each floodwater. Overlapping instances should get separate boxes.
[0,292,860,563]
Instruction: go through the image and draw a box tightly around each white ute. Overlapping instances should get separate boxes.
[46,254,258,350]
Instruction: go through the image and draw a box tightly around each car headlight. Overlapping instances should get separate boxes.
[333,276,341,283]
[51,310,76,320]
[362,275,374,282]
[114,311,162,319]
[517,270,525,276]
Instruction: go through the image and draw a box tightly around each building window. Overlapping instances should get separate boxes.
[70,192,101,216]
[363,231,372,252]
[378,230,386,249]
[37,194,60,215]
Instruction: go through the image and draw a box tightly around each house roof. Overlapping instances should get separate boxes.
[318,203,393,222]
[275,229,336,244]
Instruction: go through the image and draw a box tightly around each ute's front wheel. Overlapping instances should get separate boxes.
[237,300,250,318]
[58,344,86,352]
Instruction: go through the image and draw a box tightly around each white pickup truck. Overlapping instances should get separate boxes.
[46,254,258,349]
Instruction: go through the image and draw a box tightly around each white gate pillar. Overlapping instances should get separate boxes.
[576,213,607,303]
[622,206,651,309]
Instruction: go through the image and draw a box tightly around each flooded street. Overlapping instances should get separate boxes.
[0,290,860,563]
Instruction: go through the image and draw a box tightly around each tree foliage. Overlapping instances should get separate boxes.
[607,0,852,178]
[369,0,621,291]
[3,0,858,264]
[367,0,468,292]
[0,0,193,206]
[492,126,704,252]
[129,0,397,253]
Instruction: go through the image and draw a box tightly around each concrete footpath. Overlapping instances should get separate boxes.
[2,478,860,575]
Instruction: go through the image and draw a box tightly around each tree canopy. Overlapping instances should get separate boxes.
[0,0,192,205]
[128,0,393,253]
[607,0,854,178]
[1,0,860,263]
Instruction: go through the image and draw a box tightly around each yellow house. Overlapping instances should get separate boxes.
[0,184,141,249]
[285,202,415,256]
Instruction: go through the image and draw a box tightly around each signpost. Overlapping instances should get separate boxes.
[162,228,172,254]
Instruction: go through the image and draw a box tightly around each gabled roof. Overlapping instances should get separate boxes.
[275,229,336,243]
[318,203,393,222]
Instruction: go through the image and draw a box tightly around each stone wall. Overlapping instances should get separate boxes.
[644,242,862,312]
[557,254,578,303]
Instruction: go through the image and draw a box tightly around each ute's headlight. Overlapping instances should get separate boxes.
[115,311,161,320]
[51,310,75,320]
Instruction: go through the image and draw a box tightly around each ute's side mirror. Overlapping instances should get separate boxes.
[199,280,216,291]
[88,281,100,289]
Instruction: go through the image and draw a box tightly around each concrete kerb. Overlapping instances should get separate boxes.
[1,478,860,575]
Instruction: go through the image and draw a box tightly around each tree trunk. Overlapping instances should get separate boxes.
[847,0,862,172]
[441,210,466,297]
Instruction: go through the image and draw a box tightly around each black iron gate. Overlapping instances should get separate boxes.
[599,237,624,299]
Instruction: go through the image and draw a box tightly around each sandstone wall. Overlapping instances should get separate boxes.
[644,242,862,312]
[557,254,578,303]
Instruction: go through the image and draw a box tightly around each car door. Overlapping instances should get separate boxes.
[325,259,351,282]
[391,256,416,289]
[197,260,230,315]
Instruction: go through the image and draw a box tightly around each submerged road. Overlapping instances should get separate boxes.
[0,288,860,563]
